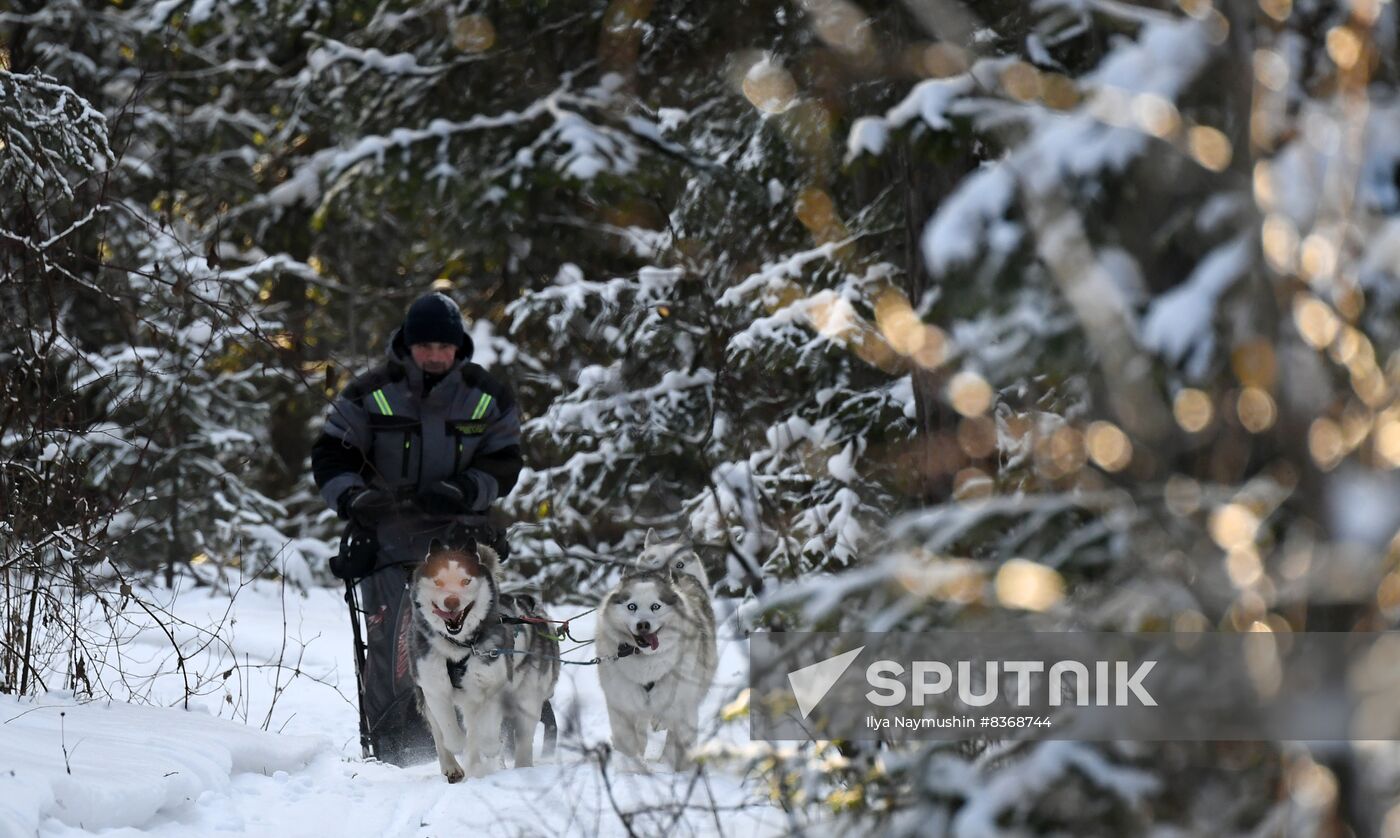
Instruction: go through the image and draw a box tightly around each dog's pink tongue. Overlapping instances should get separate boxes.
[645,632,659,650]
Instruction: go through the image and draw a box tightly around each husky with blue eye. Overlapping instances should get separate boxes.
[597,532,717,770]
[633,528,710,590]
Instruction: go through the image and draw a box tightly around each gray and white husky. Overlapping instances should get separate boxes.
[634,529,711,591]
[408,538,560,782]
[597,531,717,769]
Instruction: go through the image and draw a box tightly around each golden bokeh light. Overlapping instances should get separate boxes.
[807,0,875,59]
[1309,417,1345,470]
[1237,387,1278,433]
[873,289,949,366]
[948,371,994,417]
[1227,545,1264,588]
[1376,414,1400,467]
[1134,94,1180,138]
[1086,421,1132,472]
[994,559,1065,612]
[1293,296,1340,349]
[957,416,998,459]
[452,14,497,53]
[1330,326,1364,366]
[1299,233,1338,281]
[807,293,858,340]
[896,555,985,604]
[914,328,950,368]
[1355,368,1391,408]
[1174,388,1214,433]
[875,296,926,355]
[1326,26,1363,70]
[1262,213,1300,273]
[1189,125,1232,171]
[1342,404,1373,451]
[794,185,837,232]
[1041,73,1079,109]
[1259,0,1291,21]
[1001,61,1043,102]
[1211,503,1262,551]
[1254,161,1276,211]
[743,59,798,113]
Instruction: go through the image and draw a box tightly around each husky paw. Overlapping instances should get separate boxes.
[443,765,465,784]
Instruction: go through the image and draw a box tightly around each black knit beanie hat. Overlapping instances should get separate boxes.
[402,292,466,348]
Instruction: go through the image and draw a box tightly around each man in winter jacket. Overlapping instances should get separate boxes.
[312,291,522,765]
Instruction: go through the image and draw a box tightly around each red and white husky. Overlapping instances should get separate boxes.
[407,538,559,781]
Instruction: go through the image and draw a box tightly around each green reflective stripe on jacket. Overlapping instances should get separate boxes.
[370,389,393,415]
[470,393,492,420]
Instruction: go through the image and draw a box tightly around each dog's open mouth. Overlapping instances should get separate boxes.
[633,631,660,651]
[433,602,472,635]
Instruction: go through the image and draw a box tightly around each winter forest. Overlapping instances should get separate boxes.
[5,0,1400,834]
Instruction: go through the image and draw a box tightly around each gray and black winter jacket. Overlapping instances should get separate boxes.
[311,327,522,567]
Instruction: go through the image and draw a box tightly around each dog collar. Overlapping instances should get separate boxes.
[440,611,517,654]
[441,620,491,650]
[442,634,477,649]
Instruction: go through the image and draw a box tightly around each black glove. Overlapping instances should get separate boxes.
[338,488,396,527]
[330,522,379,580]
[417,479,476,518]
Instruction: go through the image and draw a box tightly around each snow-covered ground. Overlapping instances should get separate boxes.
[1,573,782,837]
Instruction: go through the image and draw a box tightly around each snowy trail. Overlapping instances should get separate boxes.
[1,575,782,837]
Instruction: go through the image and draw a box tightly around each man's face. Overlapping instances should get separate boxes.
[410,342,457,374]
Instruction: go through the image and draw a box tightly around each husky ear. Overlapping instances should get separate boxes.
[476,543,500,573]
[643,528,660,551]
[428,538,446,555]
